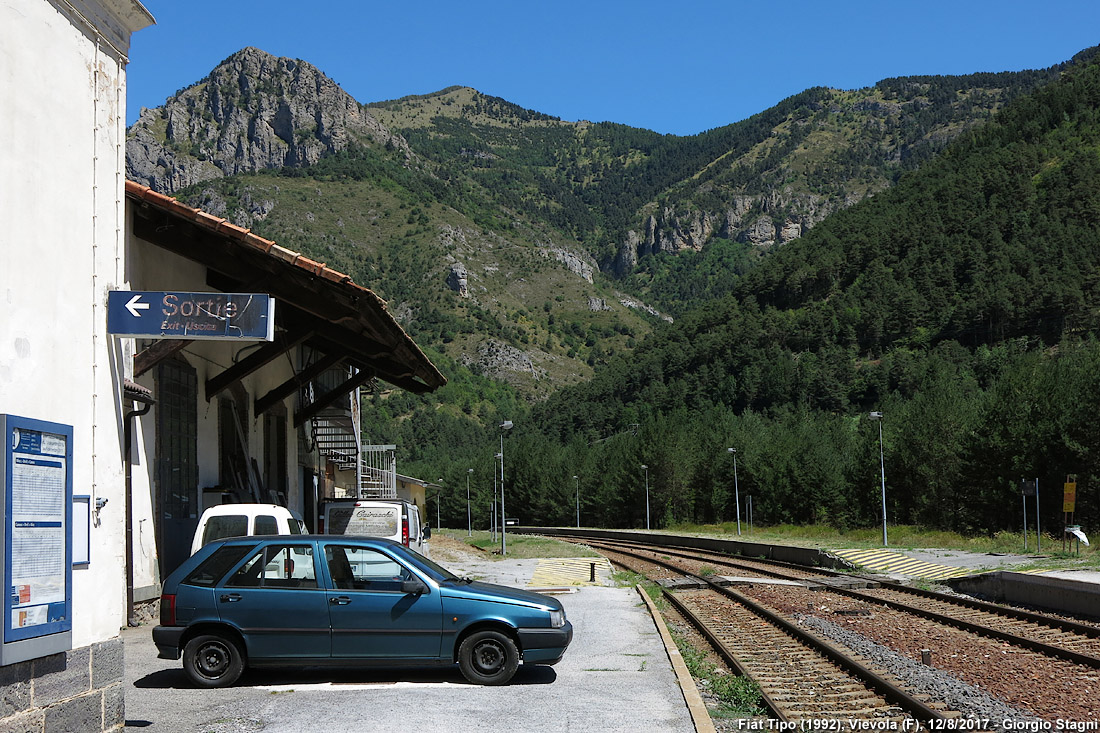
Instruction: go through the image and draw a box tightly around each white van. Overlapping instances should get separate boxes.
[322,499,430,557]
[190,504,307,555]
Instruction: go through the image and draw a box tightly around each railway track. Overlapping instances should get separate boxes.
[586,536,1100,668]
[598,544,947,726]
[551,533,1100,725]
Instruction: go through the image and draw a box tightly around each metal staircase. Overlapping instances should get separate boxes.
[303,365,361,476]
[311,411,358,470]
[359,445,397,499]
[301,362,398,500]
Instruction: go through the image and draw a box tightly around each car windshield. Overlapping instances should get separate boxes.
[387,543,460,583]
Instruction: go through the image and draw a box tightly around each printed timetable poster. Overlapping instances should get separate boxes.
[3,416,71,642]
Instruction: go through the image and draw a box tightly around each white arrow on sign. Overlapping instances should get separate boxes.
[125,294,150,318]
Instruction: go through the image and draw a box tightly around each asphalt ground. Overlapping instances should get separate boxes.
[122,540,695,733]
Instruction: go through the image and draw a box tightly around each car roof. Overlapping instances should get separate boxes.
[325,499,414,508]
[198,504,294,517]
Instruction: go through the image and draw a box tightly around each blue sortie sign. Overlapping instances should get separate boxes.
[107,291,274,341]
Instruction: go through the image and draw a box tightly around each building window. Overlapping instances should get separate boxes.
[155,358,199,576]
[156,359,197,520]
[263,412,287,504]
[218,392,251,500]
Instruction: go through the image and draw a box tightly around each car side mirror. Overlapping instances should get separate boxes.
[422,524,432,539]
[402,579,428,595]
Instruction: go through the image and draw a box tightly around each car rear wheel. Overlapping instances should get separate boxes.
[183,633,245,688]
[458,629,519,685]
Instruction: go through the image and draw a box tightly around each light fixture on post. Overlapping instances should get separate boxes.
[499,420,513,554]
[727,448,741,536]
[868,411,887,546]
[466,468,473,537]
[640,464,650,530]
[573,475,580,528]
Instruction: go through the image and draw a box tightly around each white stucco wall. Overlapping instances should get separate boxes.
[0,0,151,651]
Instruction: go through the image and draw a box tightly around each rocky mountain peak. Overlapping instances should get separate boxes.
[127,46,407,193]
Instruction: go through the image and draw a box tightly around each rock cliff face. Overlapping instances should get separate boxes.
[127,47,407,193]
[612,190,864,275]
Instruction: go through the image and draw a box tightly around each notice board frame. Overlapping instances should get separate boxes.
[0,414,73,665]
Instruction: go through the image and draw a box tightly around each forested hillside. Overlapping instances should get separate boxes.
[368,65,1077,316]
[421,50,1100,537]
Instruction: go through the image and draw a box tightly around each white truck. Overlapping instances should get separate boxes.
[322,499,430,557]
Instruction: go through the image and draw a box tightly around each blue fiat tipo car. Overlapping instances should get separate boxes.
[153,536,572,687]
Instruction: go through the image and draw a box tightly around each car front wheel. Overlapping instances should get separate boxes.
[458,629,519,685]
[183,633,245,688]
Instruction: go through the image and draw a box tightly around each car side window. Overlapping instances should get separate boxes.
[226,543,317,589]
[182,544,255,587]
[325,545,414,592]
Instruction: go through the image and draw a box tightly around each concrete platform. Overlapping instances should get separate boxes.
[123,556,698,733]
[947,569,1100,619]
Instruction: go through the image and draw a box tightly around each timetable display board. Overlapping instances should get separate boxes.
[0,415,72,664]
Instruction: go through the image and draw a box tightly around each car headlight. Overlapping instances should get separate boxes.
[549,609,566,628]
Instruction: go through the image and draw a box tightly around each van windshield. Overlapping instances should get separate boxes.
[202,515,248,545]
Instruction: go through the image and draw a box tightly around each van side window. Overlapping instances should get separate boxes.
[202,515,248,545]
[253,515,278,535]
[286,518,302,535]
[226,544,317,589]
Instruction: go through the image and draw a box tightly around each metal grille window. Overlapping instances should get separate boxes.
[156,359,197,520]
[263,412,287,503]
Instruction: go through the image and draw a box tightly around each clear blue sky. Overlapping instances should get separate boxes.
[127,1,1100,136]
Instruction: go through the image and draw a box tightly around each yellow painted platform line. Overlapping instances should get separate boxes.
[830,548,971,580]
[527,557,614,588]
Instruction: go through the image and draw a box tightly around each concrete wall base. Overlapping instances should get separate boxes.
[0,638,124,733]
[524,527,847,569]
[947,571,1100,619]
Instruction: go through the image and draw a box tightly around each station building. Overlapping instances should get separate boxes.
[0,2,444,730]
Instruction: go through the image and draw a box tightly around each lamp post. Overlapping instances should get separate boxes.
[499,420,513,554]
[869,411,887,546]
[573,475,580,528]
[640,464,650,530]
[436,479,443,530]
[492,460,501,539]
[466,468,473,537]
[727,448,742,536]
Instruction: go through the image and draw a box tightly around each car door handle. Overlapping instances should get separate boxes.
[330,596,352,606]
[219,593,242,603]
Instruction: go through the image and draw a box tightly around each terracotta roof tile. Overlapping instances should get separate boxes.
[125,180,365,287]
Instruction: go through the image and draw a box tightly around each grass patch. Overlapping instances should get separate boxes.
[664,522,1100,570]
[611,569,648,589]
[461,531,602,559]
[670,627,764,718]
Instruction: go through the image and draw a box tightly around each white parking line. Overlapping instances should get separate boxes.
[255,681,469,692]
